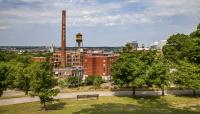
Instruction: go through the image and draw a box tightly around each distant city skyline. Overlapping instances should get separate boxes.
[0,0,200,47]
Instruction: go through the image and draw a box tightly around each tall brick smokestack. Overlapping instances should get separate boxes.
[61,10,66,68]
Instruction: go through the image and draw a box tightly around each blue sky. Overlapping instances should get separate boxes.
[0,0,200,47]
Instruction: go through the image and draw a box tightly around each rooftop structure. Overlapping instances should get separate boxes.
[76,33,83,49]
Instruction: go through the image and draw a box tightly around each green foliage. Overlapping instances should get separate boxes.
[32,52,52,57]
[111,51,155,96]
[0,62,8,96]
[6,62,21,89]
[172,61,200,90]
[0,51,56,98]
[93,77,103,89]
[58,77,82,88]
[163,23,200,64]
[16,55,32,67]
[197,23,200,30]
[122,43,134,53]
[190,29,200,38]
[14,62,37,95]
[85,75,99,85]
[189,29,200,64]
[111,51,155,87]
[146,57,170,95]
[58,79,67,88]
[0,52,33,96]
[30,62,59,110]
[7,56,33,95]
[163,34,193,62]
[0,51,18,62]
[137,50,156,65]
[66,77,79,87]
[162,23,200,96]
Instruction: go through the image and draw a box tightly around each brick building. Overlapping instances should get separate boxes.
[83,52,118,80]
[53,67,83,78]
[51,50,118,80]
[52,50,84,68]
[50,10,119,80]
[32,57,47,62]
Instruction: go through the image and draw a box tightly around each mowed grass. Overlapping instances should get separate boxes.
[0,95,200,114]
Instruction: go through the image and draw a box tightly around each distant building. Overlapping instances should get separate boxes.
[32,57,47,62]
[150,41,159,50]
[136,43,150,51]
[50,10,119,80]
[53,67,83,78]
[52,50,84,68]
[49,44,54,53]
[150,40,167,51]
[137,47,149,51]
[51,49,118,80]
[132,41,139,49]
[83,52,119,80]
[127,41,138,50]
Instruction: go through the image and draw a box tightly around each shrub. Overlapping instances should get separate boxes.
[93,77,103,89]
[57,79,67,88]
[66,77,82,87]
[85,75,99,85]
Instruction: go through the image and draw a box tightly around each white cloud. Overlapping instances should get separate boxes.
[0,0,200,27]
[0,26,9,30]
[153,0,200,8]
[127,0,139,3]
[150,0,200,16]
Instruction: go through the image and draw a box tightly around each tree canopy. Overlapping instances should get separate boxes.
[146,57,169,96]
[162,23,200,95]
[30,62,59,110]
[111,51,156,95]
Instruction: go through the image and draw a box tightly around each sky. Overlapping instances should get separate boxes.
[0,0,200,47]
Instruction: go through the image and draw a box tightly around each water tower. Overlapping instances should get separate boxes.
[76,33,83,48]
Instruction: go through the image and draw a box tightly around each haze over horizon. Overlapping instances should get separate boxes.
[0,0,200,47]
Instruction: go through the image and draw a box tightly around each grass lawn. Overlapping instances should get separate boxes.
[0,95,200,114]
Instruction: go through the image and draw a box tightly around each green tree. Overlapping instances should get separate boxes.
[30,62,59,110]
[172,61,200,96]
[163,34,194,62]
[2,62,17,89]
[0,62,8,96]
[111,53,147,96]
[189,25,200,64]
[162,23,200,96]
[146,57,170,96]
[93,77,103,89]
[14,62,33,95]
[8,56,33,95]
[188,38,200,64]
[0,51,18,62]
[163,23,200,65]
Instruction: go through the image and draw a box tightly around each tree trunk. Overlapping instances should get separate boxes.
[24,76,29,95]
[193,89,196,96]
[161,86,165,96]
[132,87,136,96]
[43,102,46,111]
[161,88,165,96]
[25,90,28,95]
